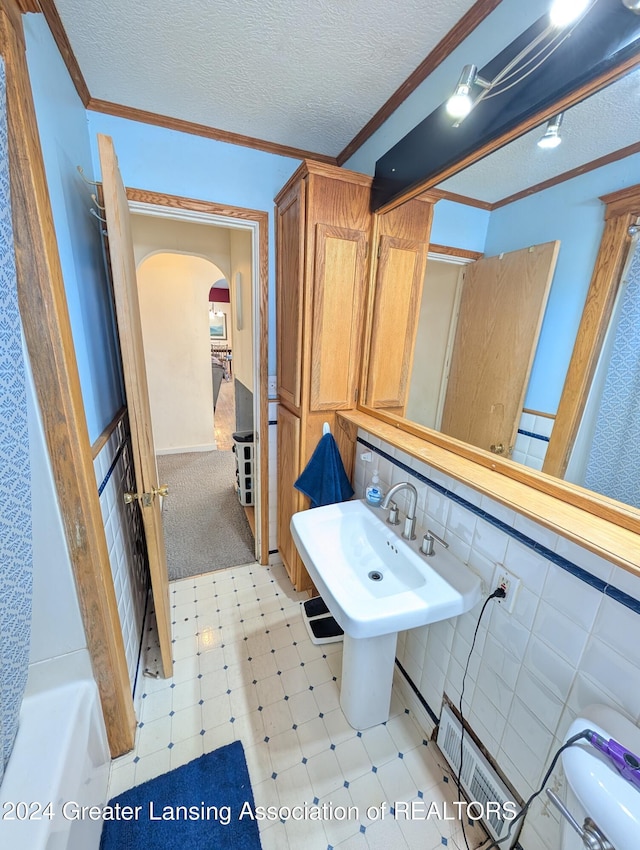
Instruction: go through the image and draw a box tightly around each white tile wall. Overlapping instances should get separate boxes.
[94,418,149,707]
[512,411,555,471]
[354,428,640,850]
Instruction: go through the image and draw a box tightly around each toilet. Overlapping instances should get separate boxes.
[560,704,640,850]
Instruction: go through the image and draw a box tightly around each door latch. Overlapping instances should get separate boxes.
[124,484,169,506]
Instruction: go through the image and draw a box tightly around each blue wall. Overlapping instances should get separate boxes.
[430,199,490,254]
[86,113,301,374]
[485,152,640,413]
[24,15,123,443]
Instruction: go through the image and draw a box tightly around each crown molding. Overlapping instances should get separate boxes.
[87,98,337,164]
[493,141,640,210]
[336,0,502,166]
[38,0,89,105]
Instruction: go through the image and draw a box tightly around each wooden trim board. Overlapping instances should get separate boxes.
[0,0,135,756]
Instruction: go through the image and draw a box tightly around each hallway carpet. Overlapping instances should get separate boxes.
[157,451,255,579]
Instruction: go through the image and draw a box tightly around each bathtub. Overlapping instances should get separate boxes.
[0,677,110,850]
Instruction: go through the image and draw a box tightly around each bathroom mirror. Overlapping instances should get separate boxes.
[360,62,640,521]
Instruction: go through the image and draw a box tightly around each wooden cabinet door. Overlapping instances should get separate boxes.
[441,241,560,455]
[276,180,305,411]
[366,235,428,410]
[309,223,368,411]
[276,404,303,587]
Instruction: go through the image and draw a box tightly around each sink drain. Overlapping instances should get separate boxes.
[368,570,383,582]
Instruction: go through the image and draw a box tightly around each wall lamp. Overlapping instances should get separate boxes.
[537,112,564,148]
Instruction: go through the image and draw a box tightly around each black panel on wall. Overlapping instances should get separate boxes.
[234,379,254,434]
[372,0,640,211]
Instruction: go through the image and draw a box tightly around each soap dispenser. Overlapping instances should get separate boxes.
[365,469,383,506]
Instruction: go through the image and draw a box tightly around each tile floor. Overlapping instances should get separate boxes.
[109,562,489,850]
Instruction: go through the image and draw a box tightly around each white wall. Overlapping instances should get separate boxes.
[353,429,640,850]
[138,252,218,453]
[229,229,254,393]
[131,214,232,277]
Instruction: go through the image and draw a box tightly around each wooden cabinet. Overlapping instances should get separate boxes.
[275,161,372,591]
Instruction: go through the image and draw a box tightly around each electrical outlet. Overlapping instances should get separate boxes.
[493,565,521,614]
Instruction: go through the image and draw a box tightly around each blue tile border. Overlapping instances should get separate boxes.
[517,428,550,443]
[395,659,439,726]
[97,438,127,497]
[357,437,640,617]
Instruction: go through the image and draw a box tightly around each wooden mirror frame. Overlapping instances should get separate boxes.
[358,55,640,553]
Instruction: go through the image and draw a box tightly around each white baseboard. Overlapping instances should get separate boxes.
[156,443,217,455]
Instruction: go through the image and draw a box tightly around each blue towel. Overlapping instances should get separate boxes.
[294,433,354,508]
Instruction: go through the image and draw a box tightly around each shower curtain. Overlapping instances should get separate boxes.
[584,235,640,507]
[0,56,33,786]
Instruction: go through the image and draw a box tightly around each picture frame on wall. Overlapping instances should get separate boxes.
[210,312,227,341]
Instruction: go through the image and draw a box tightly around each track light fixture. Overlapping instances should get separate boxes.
[445,1,598,125]
[537,113,564,149]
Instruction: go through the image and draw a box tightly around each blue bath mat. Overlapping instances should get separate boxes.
[100,740,262,849]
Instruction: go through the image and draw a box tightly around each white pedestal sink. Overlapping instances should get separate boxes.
[291,499,482,729]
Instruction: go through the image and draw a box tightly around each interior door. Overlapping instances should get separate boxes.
[98,134,173,678]
[440,241,560,457]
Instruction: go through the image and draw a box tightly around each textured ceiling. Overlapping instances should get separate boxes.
[49,1,640,198]
[439,68,640,204]
[52,0,481,156]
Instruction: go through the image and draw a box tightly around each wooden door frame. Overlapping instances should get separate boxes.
[425,248,477,431]
[125,188,270,566]
[1,0,135,756]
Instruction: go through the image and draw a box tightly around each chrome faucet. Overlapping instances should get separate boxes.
[381,482,418,540]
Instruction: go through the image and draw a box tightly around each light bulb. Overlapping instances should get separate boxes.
[549,0,590,27]
[446,91,473,119]
[537,113,563,149]
[446,65,479,119]
[537,132,562,149]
